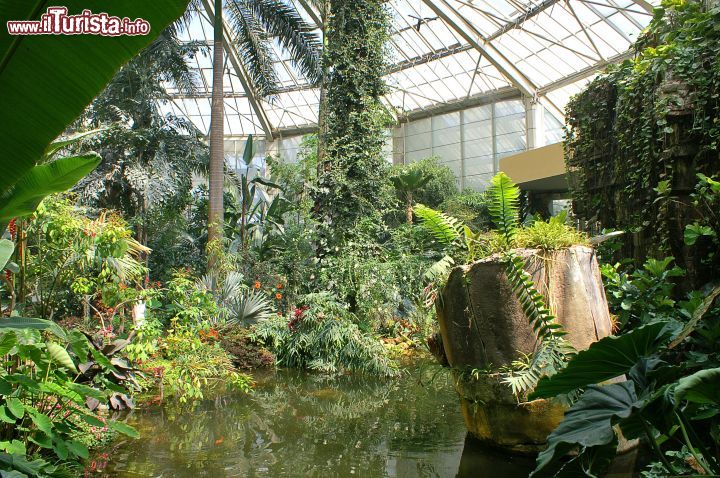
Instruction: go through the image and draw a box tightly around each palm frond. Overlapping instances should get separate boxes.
[413,203,463,246]
[234,0,322,84]
[226,1,280,96]
[488,172,521,246]
[231,289,273,325]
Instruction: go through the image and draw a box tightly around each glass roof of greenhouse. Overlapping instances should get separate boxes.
[161,0,659,138]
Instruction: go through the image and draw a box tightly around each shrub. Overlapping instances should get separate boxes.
[391,157,457,209]
[0,319,138,476]
[514,213,589,250]
[146,326,253,403]
[440,188,492,231]
[251,293,399,377]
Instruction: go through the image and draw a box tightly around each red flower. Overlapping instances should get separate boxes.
[8,218,16,240]
[254,281,261,289]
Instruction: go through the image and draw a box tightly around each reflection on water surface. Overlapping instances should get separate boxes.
[102,360,534,477]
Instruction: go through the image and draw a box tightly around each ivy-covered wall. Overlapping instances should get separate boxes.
[313,0,394,251]
[565,0,720,286]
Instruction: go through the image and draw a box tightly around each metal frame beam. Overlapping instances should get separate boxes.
[421,0,566,120]
[630,0,655,13]
[537,49,634,95]
[296,0,323,28]
[486,0,563,41]
[200,0,274,139]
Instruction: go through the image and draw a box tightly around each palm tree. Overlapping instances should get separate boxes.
[77,26,208,245]
[206,0,322,268]
[391,170,432,224]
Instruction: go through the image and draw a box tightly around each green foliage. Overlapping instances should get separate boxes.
[390,157,458,209]
[148,327,253,403]
[0,0,190,228]
[440,189,492,231]
[531,322,674,399]
[161,269,221,326]
[565,0,720,271]
[515,212,589,250]
[530,251,720,476]
[23,196,148,321]
[488,172,521,247]
[252,293,399,377]
[316,221,432,331]
[0,321,137,475]
[314,0,395,249]
[684,174,720,264]
[413,204,462,246]
[601,257,685,329]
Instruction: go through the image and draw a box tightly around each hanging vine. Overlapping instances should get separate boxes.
[313,0,394,254]
[565,0,720,274]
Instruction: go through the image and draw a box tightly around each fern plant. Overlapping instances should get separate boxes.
[486,172,574,397]
[413,203,463,246]
[488,172,521,247]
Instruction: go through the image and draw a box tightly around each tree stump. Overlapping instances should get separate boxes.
[436,245,615,451]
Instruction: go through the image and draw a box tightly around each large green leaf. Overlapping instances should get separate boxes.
[0,239,13,270]
[0,154,101,222]
[0,0,191,197]
[531,322,673,399]
[108,419,139,438]
[42,128,104,161]
[0,331,16,355]
[675,367,720,406]
[46,342,77,373]
[0,317,66,341]
[531,381,639,477]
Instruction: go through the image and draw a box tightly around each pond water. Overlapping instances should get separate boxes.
[100,360,535,477]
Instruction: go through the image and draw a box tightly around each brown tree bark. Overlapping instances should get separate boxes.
[208,0,225,270]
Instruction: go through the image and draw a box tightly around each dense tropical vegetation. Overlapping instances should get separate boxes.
[1,0,719,476]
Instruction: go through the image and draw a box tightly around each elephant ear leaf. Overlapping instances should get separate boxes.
[531,382,639,477]
[0,317,67,341]
[0,239,14,270]
[531,322,674,399]
[675,367,720,406]
[0,154,101,223]
[46,342,78,373]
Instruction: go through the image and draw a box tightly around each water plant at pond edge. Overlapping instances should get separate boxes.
[0,318,139,477]
[251,292,399,377]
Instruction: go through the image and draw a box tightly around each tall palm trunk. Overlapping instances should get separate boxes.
[208,0,225,269]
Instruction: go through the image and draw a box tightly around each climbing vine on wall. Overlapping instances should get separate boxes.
[565,0,720,270]
[313,0,394,252]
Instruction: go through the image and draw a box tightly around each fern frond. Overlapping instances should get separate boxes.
[501,251,575,397]
[488,172,521,246]
[424,255,455,282]
[414,203,463,246]
[504,252,568,343]
[502,340,572,398]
